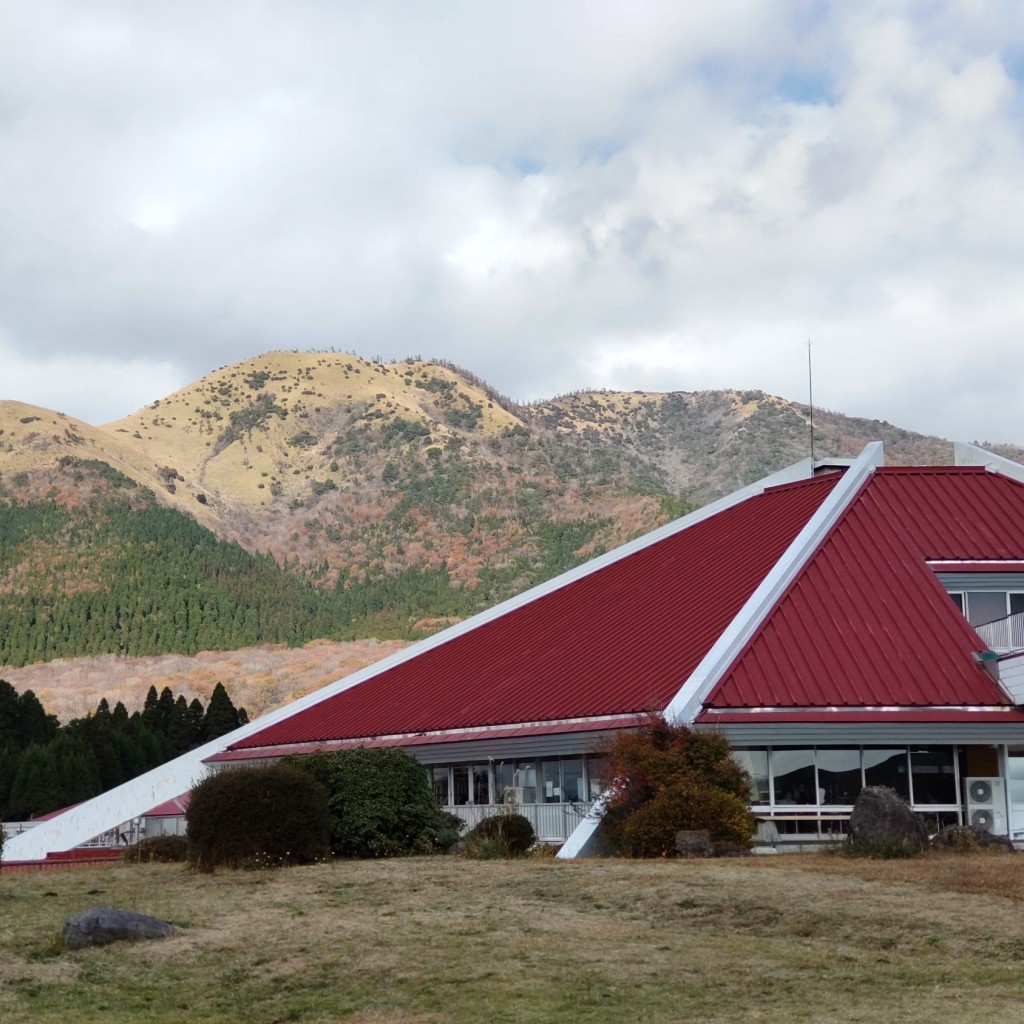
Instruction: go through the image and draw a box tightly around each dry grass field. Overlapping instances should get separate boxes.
[3,852,1024,1023]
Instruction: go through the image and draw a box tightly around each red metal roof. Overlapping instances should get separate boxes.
[143,794,191,817]
[231,475,839,749]
[705,467,1024,711]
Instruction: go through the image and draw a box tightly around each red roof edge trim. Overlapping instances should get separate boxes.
[210,716,647,764]
[227,713,646,753]
[927,560,1024,572]
[699,704,1013,715]
[697,709,1024,724]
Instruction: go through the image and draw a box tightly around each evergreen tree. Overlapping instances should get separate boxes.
[186,698,206,744]
[166,696,195,756]
[0,679,21,750]
[50,733,101,806]
[0,745,17,820]
[155,686,176,736]
[16,690,58,747]
[7,744,64,819]
[203,682,241,740]
[140,685,160,731]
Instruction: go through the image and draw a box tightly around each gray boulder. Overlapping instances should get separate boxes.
[63,906,174,950]
[848,785,928,855]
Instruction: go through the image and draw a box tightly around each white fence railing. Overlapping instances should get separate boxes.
[448,802,589,842]
[976,611,1024,653]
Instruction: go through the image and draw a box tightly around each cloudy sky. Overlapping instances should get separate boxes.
[2,2,1023,444]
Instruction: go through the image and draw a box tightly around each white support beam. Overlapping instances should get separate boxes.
[557,448,868,856]
[663,441,883,725]
[954,442,1024,484]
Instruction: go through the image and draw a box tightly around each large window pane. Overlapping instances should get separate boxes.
[473,765,489,805]
[910,748,956,804]
[733,750,770,805]
[817,749,862,805]
[966,591,1008,626]
[587,757,610,799]
[864,748,909,799]
[542,761,561,803]
[514,762,537,803]
[431,766,449,805]
[494,761,515,805]
[453,765,470,805]
[772,749,817,805]
[562,758,585,802]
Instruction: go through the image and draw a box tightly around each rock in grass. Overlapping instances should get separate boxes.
[63,906,173,950]
[848,786,928,855]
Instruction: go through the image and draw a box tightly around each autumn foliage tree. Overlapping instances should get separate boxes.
[598,716,755,857]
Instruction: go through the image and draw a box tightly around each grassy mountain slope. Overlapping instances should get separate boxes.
[1,350,1021,682]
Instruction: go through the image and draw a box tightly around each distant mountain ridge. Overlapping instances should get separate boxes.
[1,350,1021,673]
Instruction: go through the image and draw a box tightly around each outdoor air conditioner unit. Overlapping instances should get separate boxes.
[965,776,1007,834]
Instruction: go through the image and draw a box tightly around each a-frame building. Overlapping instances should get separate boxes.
[7,440,1024,862]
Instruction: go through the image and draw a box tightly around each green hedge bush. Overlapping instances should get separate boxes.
[125,834,189,863]
[186,763,331,871]
[293,748,463,858]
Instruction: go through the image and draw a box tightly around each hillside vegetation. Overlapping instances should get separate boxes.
[1,351,1020,677]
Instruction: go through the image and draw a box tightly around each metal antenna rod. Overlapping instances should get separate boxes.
[808,340,815,464]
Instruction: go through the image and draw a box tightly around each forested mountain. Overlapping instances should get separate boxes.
[1,351,1021,675]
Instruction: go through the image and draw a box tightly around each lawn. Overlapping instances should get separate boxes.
[2,852,1024,1023]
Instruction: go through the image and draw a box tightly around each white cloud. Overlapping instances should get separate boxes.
[0,2,1023,445]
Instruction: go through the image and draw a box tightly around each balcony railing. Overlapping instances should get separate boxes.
[976,611,1024,653]
[448,802,590,843]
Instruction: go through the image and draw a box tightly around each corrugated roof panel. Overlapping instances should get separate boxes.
[707,467,1024,710]
[232,475,838,749]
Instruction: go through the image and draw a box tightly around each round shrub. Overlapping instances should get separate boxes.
[605,782,754,858]
[186,763,331,871]
[598,716,756,857]
[464,813,536,858]
[125,834,188,864]
[292,748,463,858]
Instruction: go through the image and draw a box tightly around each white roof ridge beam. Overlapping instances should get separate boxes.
[3,457,814,863]
[953,442,1024,484]
[662,442,884,726]
[558,446,878,861]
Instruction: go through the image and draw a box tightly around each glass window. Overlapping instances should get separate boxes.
[562,758,585,802]
[817,749,862,805]
[514,762,537,804]
[910,748,956,804]
[453,765,470,805]
[772,749,817,805]
[494,761,514,805]
[949,592,964,613]
[966,591,1008,626]
[542,760,561,803]
[587,757,610,799]
[1011,593,1024,616]
[864,748,909,799]
[733,750,770,805]
[430,766,449,805]
[473,765,489,805]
